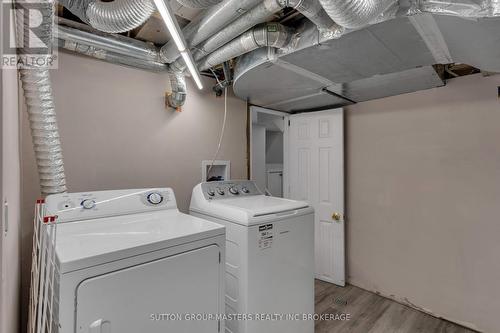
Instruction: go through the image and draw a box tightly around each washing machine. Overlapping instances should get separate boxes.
[189,180,314,333]
[45,188,225,333]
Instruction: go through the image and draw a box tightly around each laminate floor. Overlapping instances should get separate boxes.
[315,280,476,333]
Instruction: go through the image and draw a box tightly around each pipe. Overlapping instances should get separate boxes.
[170,0,340,71]
[177,0,223,8]
[317,0,396,29]
[16,0,67,195]
[58,0,155,33]
[56,24,160,62]
[167,72,187,109]
[198,22,293,71]
[159,0,263,63]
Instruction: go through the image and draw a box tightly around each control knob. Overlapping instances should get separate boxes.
[229,187,239,195]
[147,192,164,205]
[217,188,225,195]
[81,199,96,210]
[241,187,250,194]
[207,189,216,197]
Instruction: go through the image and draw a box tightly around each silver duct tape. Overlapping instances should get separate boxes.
[417,0,500,17]
[177,0,223,8]
[86,0,156,33]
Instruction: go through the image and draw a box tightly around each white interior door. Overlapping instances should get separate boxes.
[287,109,345,286]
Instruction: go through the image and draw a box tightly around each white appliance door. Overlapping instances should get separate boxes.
[76,245,221,333]
[288,109,345,286]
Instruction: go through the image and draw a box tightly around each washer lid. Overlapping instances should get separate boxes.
[54,210,224,273]
[192,195,310,226]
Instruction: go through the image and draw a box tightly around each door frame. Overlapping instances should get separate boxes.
[248,106,290,195]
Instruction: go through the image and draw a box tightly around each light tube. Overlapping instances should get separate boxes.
[153,0,204,90]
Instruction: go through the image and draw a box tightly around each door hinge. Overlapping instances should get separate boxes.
[3,200,8,235]
[288,119,291,126]
[219,252,221,263]
[218,319,221,332]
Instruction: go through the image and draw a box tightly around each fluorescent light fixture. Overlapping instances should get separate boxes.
[153,0,204,90]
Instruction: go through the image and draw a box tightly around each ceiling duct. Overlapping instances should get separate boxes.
[177,0,223,8]
[318,0,397,29]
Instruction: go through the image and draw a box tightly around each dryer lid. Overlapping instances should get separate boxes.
[54,210,224,273]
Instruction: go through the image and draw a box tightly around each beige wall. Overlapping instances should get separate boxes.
[20,52,248,327]
[345,74,500,332]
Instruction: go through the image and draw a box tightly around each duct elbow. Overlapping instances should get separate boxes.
[167,73,188,109]
[176,0,223,8]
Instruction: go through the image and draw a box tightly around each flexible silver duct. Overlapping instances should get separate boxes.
[177,0,223,8]
[16,0,67,195]
[86,0,156,33]
[318,0,396,29]
[160,0,263,62]
[198,22,293,71]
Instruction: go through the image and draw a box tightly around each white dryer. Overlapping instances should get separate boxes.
[45,188,225,333]
[190,181,314,333]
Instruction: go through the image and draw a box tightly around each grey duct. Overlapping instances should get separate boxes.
[318,0,397,29]
[16,0,67,195]
[177,0,223,8]
[160,0,263,63]
[56,22,187,108]
[198,22,293,71]
[58,0,155,33]
[170,0,340,72]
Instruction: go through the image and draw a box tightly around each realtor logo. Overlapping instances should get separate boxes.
[1,0,58,69]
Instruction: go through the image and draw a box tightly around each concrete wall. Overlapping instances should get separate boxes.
[20,52,248,327]
[345,74,500,333]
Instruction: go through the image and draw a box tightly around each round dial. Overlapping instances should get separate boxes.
[147,192,164,205]
[81,199,96,210]
[229,187,239,195]
[217,188,225,195]
[241,187,250,194]
[207,189,215,197]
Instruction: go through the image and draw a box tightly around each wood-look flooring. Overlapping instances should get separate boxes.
[315,280,476,333]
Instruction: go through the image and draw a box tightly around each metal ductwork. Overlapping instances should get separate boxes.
[170,0,340,72]
[177,0,223,8]
[58,0,155,33]
[167,72,188,109]
[16,0,67,196]
[198,22,293,71]
[318,0,397,29]
[160,0,263,63]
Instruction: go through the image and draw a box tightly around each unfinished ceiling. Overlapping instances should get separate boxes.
[233,15,500,112]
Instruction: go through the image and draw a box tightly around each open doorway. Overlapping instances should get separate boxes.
[250,107,288,197]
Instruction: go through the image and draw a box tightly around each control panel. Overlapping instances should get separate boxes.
[201,180,261,200]
[45,188,176,223]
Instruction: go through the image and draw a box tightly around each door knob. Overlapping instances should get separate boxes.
[332,212,342,221]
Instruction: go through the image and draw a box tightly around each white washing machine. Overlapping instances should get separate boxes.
[45,188,225,333]
[189,181,314,333]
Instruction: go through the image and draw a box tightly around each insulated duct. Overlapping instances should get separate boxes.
[177,0,223,8]
[86,0,156,33]
[170,0,340,72]
[16,0,67,195]
[198,22,293,71]
[58,0,155,33]
[318,0,397,29]
[159,0,263,62]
